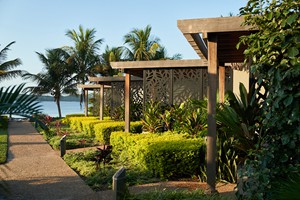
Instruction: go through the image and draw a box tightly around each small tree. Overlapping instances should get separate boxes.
[237,0,300,199]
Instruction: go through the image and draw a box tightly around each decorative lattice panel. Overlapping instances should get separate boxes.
[173,69,206,105]
[131,81,143,105]
[144,69,171,104]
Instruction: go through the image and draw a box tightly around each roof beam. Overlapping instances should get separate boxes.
[111,59,207,69]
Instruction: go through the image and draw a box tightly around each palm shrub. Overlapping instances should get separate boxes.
[0,84,42,118]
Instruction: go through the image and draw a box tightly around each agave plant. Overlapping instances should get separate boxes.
[0,83,42,118]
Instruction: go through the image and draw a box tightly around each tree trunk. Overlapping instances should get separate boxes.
[56,98,62,118]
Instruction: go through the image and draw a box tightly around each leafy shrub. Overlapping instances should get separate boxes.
[61,114,85,124]
[236,1,300,199]
[94,121,142,145]
[110,131,204,179]
[142,99,207,136]
[144,139,205,179]
[68,116,98,132]
[81,119,113,136]
[0,116,8,129]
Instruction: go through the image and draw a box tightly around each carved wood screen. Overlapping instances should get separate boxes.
[144,68,209,105]
[111,81,143,118]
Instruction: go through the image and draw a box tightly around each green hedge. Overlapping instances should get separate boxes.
[110,131,205,178]
[81,119,113,136]
[68,117,99,132]
[94,121,142,145]
[62,114,85,124]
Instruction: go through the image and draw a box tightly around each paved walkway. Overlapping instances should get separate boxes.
[0,121,110,200]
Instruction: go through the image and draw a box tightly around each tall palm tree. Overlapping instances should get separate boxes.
[123,25,161,61]
[0,41,24,82]
[65,25,104,105]
[65,25,104,83]
[23,48,77,118]
[101,45,124,76]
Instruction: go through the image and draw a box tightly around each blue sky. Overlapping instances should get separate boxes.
[0,0,247,88]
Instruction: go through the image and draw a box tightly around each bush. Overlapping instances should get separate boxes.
[68,116,99,132]
[62,114,85,124]
[110,131,205,179]
[81,119,113,136]
[144,139,205,179]
[94,121,142,145]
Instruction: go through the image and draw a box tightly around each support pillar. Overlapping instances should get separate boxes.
[84,89,88,116]
[99,85,104,120]
[124,70,131,132]
[206,34,218,194]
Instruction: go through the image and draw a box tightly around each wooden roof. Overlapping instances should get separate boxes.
[88,76,142,84]
[110,59,208,77]
[177,16,256,63]
[77,84,111,90]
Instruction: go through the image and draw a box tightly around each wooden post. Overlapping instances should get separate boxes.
[206,34,218,194]
[84,89,88,116]
[124,70,131,132]
[219,64,225,103]
[99,85,104,120]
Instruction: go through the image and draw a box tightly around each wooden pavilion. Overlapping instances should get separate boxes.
[110,16,255,194]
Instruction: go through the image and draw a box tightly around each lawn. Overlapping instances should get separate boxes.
[0,129,8,164]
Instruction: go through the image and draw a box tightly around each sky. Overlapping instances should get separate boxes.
[0,0,247,88]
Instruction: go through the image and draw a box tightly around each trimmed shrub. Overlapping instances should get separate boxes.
[144,139,204,178]
[94,121,142,145]
[68,116,98,132]
[62,114,85,124]
[110,131,204,179]
[81,119,113,136]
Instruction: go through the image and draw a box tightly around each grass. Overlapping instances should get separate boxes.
[63,149,161,191]
[126,189,232,200]
[0,129,8,164]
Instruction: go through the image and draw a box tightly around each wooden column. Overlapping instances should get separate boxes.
[124,70,131,132]
[84,89,88,116]
[206,34,218,194]
[219,64,225,103]
[99,85,104,120]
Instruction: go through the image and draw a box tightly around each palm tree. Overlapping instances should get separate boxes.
[154,46,182,60]
[0,83,42,117]
[65,25,104,83]
[123,25,161,61]
[0,41,24,82]
[65,25,104,105]
[101,45,124,76]
[23,48,77,118]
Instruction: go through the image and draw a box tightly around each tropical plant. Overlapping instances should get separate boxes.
[236,0,300,199]
[123,25,161,61]
[65,25,103,104]
[101,46,123,76]
[23,48,77,118]
[216,82,262,159]
[66,25,103,83]
[142,100,163,133]
[0,83,42,117]
[0,41,24,82]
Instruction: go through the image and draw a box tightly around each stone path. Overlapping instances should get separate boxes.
[0,121,109,200]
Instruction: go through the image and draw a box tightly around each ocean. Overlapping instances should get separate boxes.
[39,101,84,117]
